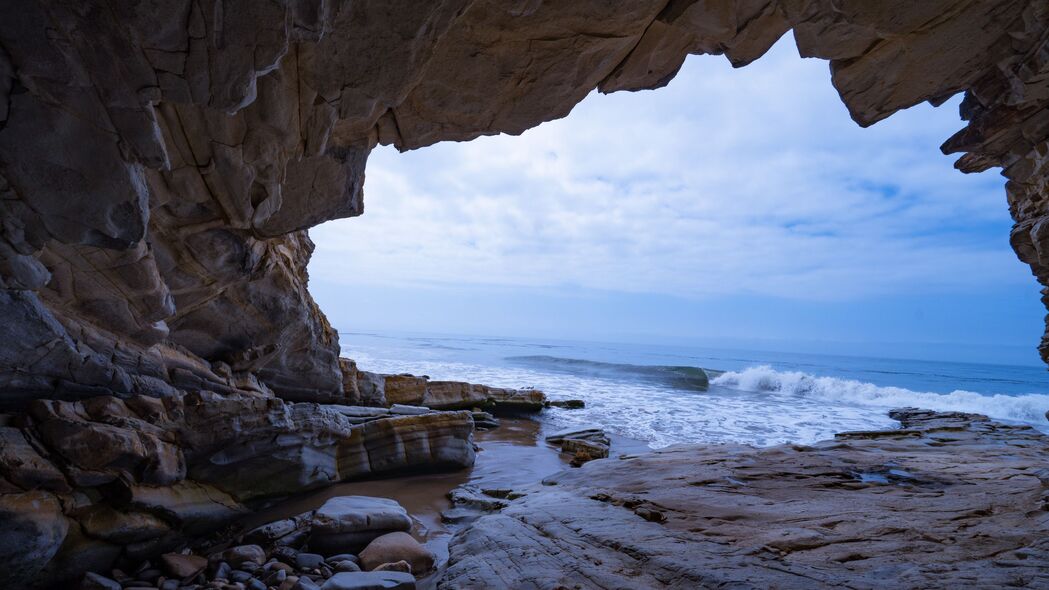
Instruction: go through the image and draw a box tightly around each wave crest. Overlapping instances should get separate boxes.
[711,365,1049,425]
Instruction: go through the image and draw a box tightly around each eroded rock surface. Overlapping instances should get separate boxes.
[440,409,1049,589]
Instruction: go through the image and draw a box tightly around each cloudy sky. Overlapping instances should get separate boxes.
[308,35,1041,366]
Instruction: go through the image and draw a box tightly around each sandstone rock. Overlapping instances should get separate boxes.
[440,410,1049,589]
[561,438,610,463]
[0,426,70,491]
[78,505,172,545]
[159,553,207,579]
[381,375,428,407]
[309,497,411,555]
[320,571,416,590]
[121,480,249,535]
[359,533,434,575]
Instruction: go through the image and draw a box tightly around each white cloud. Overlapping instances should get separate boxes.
[309,35,1022,302]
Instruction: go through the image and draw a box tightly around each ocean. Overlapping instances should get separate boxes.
[340,331,1049,448]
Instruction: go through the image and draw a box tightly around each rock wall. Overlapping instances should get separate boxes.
[0,1,1047,405]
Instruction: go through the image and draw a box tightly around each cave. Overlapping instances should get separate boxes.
[1,1,1048,588]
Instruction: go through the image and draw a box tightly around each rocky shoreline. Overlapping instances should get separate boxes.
[0,364,550,589]
[7,376,1047,590]
[440,408,1049,589]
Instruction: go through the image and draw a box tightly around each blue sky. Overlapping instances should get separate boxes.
[308,36,1042,366]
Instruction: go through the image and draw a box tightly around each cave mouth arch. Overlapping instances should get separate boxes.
[308,36,1032,368]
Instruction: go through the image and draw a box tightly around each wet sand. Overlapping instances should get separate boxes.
[241,417,651,584]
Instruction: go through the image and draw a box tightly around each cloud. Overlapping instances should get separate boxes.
[309,35,1023,302]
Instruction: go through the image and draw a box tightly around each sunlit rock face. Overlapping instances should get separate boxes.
[0,1,1047,401]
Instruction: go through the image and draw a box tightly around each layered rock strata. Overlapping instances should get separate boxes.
[0,391,475,588]
[439,409,1049,589]
[0,1,1048,406]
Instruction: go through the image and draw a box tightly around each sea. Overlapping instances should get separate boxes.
[339,331,1049,448]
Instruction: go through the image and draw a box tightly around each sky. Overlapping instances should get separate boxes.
[308,35,1043,367]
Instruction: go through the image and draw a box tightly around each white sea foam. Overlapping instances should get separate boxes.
[712,365,1049,425]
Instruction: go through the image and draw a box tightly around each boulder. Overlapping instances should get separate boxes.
[309,497,412,554]
[359,533,434,574]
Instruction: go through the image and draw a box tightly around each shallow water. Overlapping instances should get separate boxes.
[342,331,1049,448]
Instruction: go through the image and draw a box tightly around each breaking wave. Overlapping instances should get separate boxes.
[506,355,710,391]
[711,365,1049,426]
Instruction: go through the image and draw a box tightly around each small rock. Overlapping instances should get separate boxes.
[325,554,358,565]
[216,545,266,568]
[545,427,609,446]
[320,572,416,590]
[137,568,163,582]
[570,450,594,467]
[160,580,179,590]
[242,518,297,546]
[246,580,266,590]
[230,571,252,583]
[160,553,207,579]
[81,572,122,590]
[296,553,325,570]
[293,577,322,590]
[372,561,411,574]
[547,399,585,409]
[634,507,667,523]
[263,569,287,585]
[330,560,360,573]
[358,532,435,574]
[213,562,232,581]
[278,576,300,590]
[271,546,299,564]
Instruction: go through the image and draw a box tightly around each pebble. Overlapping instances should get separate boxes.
[81,572,122,590]
[213,562,232,581]
[296,553,325,570]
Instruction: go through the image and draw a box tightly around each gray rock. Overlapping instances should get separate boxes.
[387,405,431,416]
[320,571,416,590]
[309,497,412,554]
[330,560,361,573]
[296,553,325,570]
[294,577,323,590]
[80,572,122,590]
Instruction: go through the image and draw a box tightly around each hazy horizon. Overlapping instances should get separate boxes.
[308,35,1042,368]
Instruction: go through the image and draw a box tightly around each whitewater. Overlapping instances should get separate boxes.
[341,331,1049,448]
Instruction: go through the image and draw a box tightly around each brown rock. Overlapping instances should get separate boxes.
[359,532,435,575]
[382,375,428,406]
[441,410,1049,588]
[159,553,207,579]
